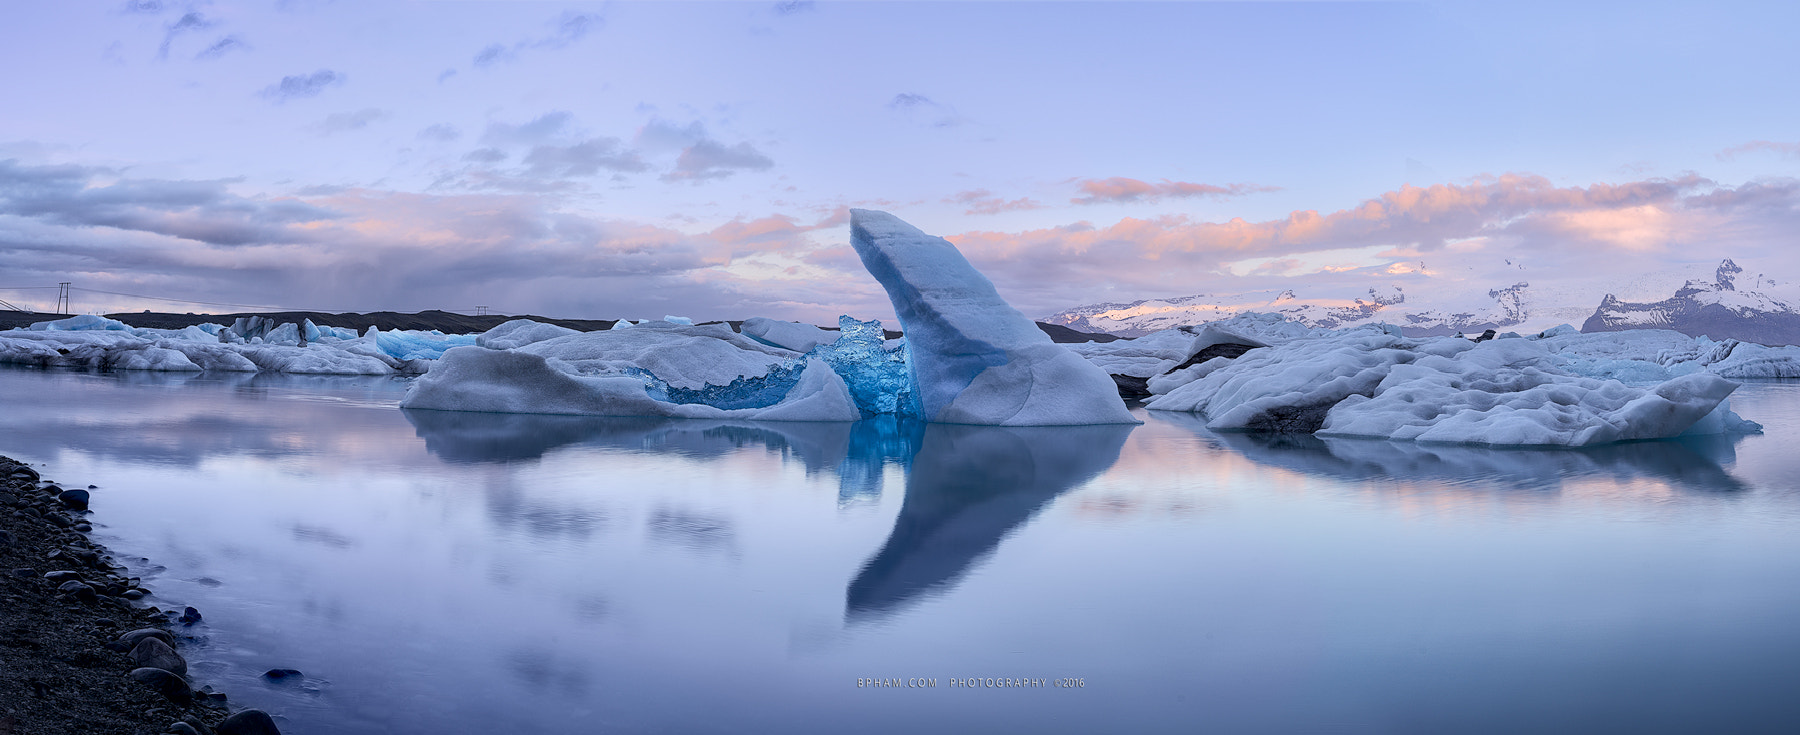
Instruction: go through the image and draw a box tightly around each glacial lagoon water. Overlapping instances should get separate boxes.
[4,365,1800,734]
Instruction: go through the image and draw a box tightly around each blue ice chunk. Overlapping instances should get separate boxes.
[374,329,479,360]
[808,315,917,417]
[626,362,806,410]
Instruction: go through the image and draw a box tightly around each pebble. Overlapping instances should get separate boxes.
[123,588,147,599]
[262,669,303,680]
[132,636,189,676]
[57,579,98,603]
[167,722,203,735]
[0,529,13,546]
[128,667,194,705]
[216,709,282,735]
[10,567,37,578]
[178,606,203,625]
[44,570,82,582]
[74,523,93,532]
[119,628,176,648]
[57,488,90,510]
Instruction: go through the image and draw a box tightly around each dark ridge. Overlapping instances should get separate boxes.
[1168,342,1260,373]
[1110,374,1151,400]
[1036,322,1121,343]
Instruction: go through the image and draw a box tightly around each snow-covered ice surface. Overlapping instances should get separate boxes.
[740,317,835,353]
[849,209,1138,426]
[1140,313,1769,447]
[0,314,476,375]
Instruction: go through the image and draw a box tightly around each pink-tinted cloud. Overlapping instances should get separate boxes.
[946,189,1044,216]
[1071,177,1279,205]
[943,173,1800,317]
[1717,140,1800,161]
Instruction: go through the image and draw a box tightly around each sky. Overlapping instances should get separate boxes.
[1,0,1797,325]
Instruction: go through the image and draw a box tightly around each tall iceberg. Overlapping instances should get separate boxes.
[849,209,1137,426]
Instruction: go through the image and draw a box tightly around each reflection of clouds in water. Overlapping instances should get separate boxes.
[505,647,590,696]
[1147,410,1752,498]
[646,507,735,554]
[478,471,608,541]
[292,524,355,549]
[0,366,417,469]
[847,422,1133,622]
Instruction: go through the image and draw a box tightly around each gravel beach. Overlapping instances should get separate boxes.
[0,455,277,735]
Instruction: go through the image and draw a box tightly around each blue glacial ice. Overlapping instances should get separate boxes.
[848,209,1138,425]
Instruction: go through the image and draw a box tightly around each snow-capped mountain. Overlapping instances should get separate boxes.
[1044,259,1800,345]
[1582,260,1800,346]
[1044,283,1531,338]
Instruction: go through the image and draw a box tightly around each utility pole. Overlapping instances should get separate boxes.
[56,283,70,315]
[476,305,488,316]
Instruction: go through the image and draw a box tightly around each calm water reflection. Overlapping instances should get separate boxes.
[4,365,1800,734]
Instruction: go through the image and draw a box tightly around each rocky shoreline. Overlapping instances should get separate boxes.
[0,455,281,735]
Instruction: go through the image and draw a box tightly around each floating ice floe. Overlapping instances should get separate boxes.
[403,211,1135,425]
[0,314,475,375]
[1138,314,1768,446]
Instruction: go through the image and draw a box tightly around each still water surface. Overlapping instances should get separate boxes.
[3,366,1800,734]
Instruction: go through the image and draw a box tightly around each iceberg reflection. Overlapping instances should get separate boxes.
[846,422,1133,622]
[1148,411,1750,493]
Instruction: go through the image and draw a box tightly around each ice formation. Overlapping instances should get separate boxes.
[0,314,479,375]
[740,317,835,353]
[848,209,1138,426]
[1140,314,1765,447]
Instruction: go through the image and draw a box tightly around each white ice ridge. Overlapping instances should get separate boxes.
[849,209,1138,426]
[1140,316,1765,447]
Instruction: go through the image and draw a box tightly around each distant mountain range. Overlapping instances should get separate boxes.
[1045,259,1800,346]
[1582,259,1800,346]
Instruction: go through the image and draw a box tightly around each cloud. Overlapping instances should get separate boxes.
[472,11,604,69]
[418,124,462,143]
[195,35,248,60]
[124,0,164,13]
[935,173,1800,317]
[260,69,346,103]
[1717,141,1800,161]
[462,148,507,164]
[947,189,1043,216]
[0,159,338,247]
[773,1,816,15]
[664,140,774,182]
[522,138,648,177]
[481,111,574,147]
[887,93,966,128]
[0,158,874,320]
[309,108,388,136]
[1071,177,1280,205]
[157,11,214,60]
[634,119,706,151]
